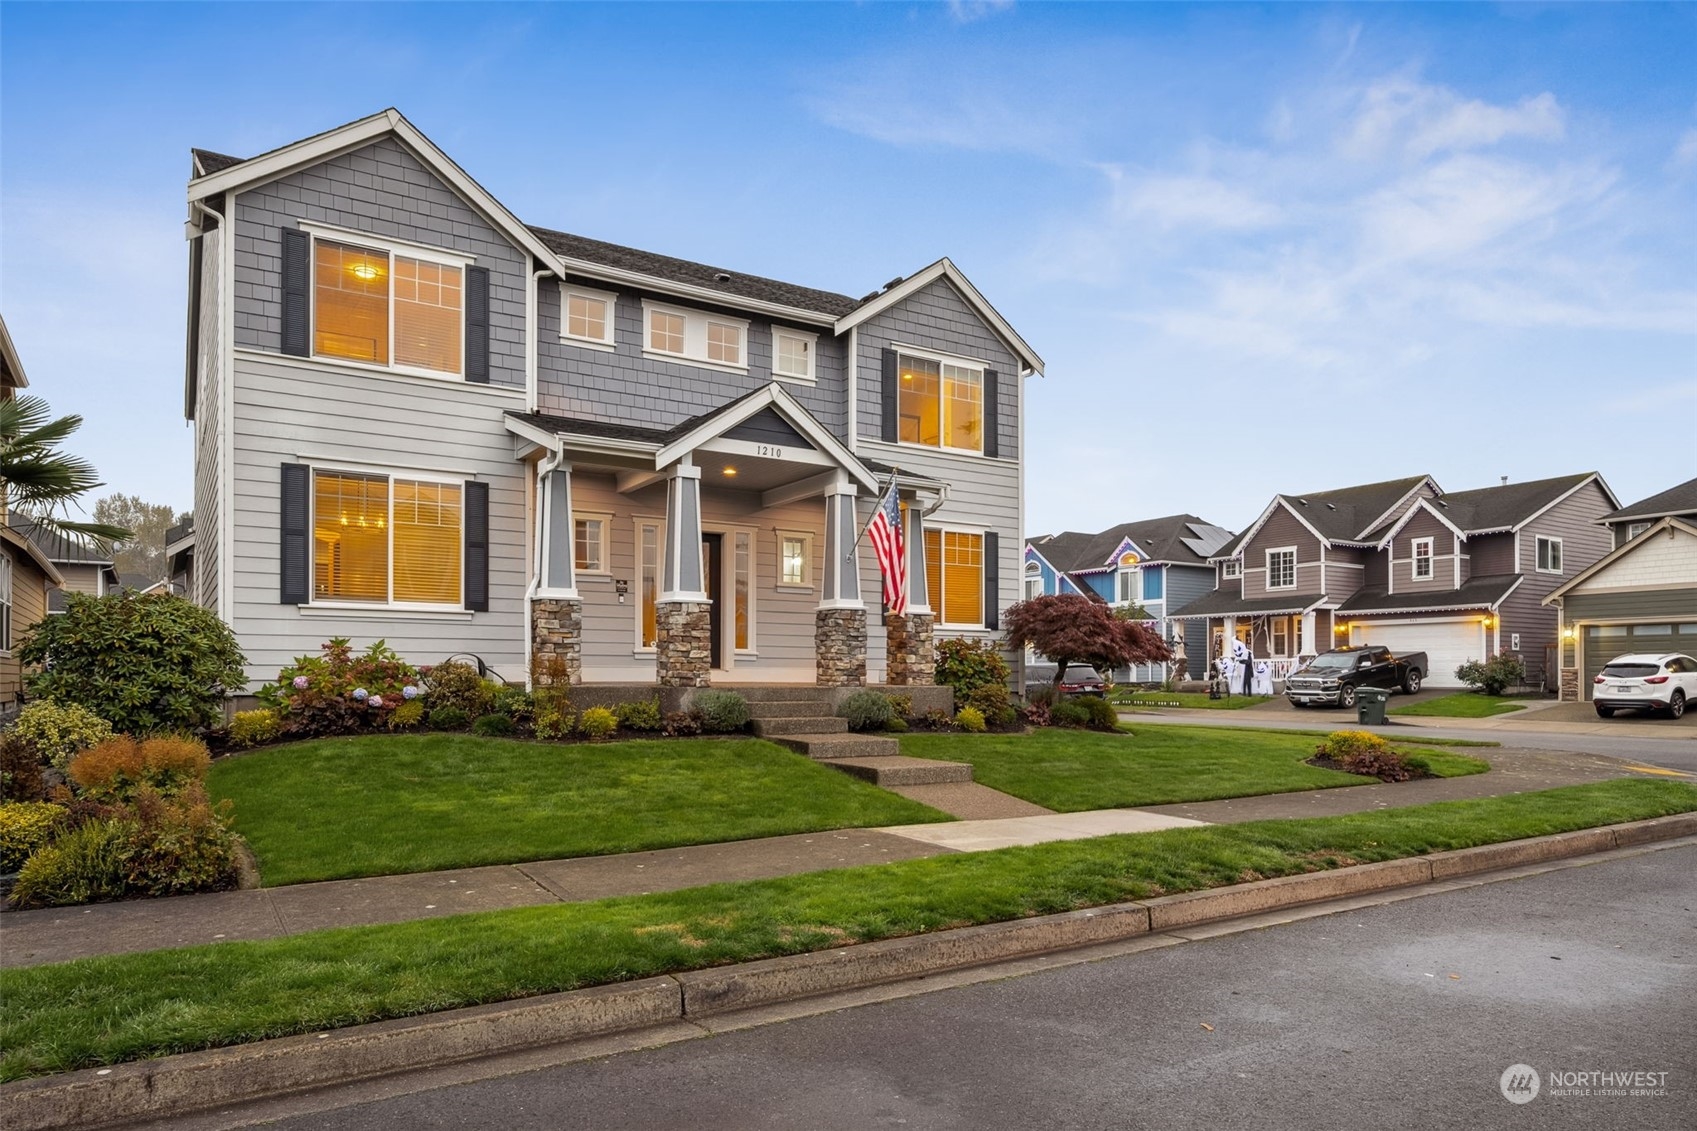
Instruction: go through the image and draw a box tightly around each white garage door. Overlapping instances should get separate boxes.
[1350,620,1485,689]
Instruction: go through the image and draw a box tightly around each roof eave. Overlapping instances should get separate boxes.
[833,258,1044,375]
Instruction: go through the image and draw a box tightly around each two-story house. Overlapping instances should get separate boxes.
[1543,476,1697,701]
[1169,472,1617,688]
[181,110,1042,692]
[1023,515,1233,680]
[0,317,65,717]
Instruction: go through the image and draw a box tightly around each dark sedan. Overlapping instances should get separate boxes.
[1057,666,1107,697]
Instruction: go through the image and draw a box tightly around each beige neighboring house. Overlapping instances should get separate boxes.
[0,316,66,716]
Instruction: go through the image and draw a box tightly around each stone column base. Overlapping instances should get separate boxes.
[817,607,868,687]
[884,612,936,685]
[1559,666,1580,702]
[530,598,582,685]
[657,601,713,688]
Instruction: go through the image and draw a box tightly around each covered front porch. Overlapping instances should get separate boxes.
[507,385,944,689]
[1170,594,1332,685]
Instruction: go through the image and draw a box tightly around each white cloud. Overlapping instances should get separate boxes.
[948,0,1016,24]
[1107,169,1284,231]
[1344,77,1565,161]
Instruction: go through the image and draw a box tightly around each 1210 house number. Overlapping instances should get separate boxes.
[756,445,783,458]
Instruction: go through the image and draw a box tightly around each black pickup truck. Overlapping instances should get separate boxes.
[1284,646,1427,709]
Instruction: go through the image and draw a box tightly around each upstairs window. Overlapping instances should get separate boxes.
[649,310,685,355]
[1412,537,1434,579]
[1223,559,1241,580]
[774,328,817,382]
[1267,548,1296,589]
[561,285,617,348]
[312,237,465,376]
[642,301,748,371]
[898,351,983,454]
[1626,522,1650,542]
[1536,536,1563,574]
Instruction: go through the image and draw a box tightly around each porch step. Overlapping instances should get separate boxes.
[746,699,839,720]
[752,716,849,737]
[819,755,974,787]
[732,686,842,705]
[774,733,903,760]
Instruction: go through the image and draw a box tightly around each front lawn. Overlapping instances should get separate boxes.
[1110,692,1274,710]
[900,726,1490,812]
[209,735,947,886]
[1391,693,1530,718]
[4,778,1690,1082]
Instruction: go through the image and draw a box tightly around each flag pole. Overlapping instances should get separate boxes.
[849,466,901,559]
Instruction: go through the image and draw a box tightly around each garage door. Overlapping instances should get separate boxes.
[1350,620,1484,688]
[1582,621,1697,699]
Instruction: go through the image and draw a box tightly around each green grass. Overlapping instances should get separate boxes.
[1391,693,1530,718]
[3,778,1690,1083]
[899,726,1489,811]
[209,735,947,886]
[1110,692,1273,710]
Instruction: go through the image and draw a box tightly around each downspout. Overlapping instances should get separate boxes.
[845,325,858,453]
[191,198,232,627]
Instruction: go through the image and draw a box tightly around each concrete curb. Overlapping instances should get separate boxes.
[5,812,1694,1130]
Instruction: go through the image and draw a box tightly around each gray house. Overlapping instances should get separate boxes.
[182,109,1043,690]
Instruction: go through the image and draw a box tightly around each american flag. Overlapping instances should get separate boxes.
[866,479,907,616]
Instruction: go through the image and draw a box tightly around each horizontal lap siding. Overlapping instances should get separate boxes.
[1166,565,1216,678]
[1391,510,1461,594]
[1470,533,1515,575]
[195,228,223,612]
[231,138,527,390]
[1325,546,1366,600]
[1,554,51,708]
[228,355,529,686]
[536,286,847,442]
[1498,481,1616,688]
[55,564,104,596]
[1241,509,1323,601]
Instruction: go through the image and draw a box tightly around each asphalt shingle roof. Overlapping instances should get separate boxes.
[1336,573,1521,615]
[1600,476,1697,523]
[1429,472,1599,533]
[8,516,115,565]
[1029,514,1232,572]
[1167,591,1327,619]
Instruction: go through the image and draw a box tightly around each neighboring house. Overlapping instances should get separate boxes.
[1024,515,1233,680]
[182,109,1043,691]
[164,515,196,597]
[7,519,120,612]
[1169,472,1617,688]
[0,317,64,716]
[1542,476,1697,702]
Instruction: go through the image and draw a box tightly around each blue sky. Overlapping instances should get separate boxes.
[3,1,1693,538]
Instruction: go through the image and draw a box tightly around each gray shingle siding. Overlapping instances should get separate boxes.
[231,137,527,389]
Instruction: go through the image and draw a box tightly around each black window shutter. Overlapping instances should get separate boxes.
[983,531,1000,630]
[280,228,311,357]
[881,348,899,444]
[982,368,999,458]
[279,463,311,604]
[464,480,489,611]
[465,266,490,384]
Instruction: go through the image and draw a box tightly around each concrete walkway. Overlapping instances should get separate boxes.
[0,744,1667,970]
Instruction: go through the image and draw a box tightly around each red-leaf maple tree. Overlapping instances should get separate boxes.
[1003,594,1171,683]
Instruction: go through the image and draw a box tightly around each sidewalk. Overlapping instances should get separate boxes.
[0,745,1663,970]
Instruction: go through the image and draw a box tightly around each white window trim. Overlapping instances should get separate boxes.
[1626,521,1650,541]
[573,511,613,575]
[1412,536,1434,580]
[893,348,987,458]
[771,326,818,384]
[634,516,665,654]
[731,527,758,655]
[1536,535,1564,574]
[558,283,618,350]
[641,299,750,374]
[776,529,814,591]
[307,463,466,612]
[1223,559,1242,579]
[0,554,12,655]
[929,522,987,630]
[301,223,473,383]
[1266,546,1297,590]
[1115,567,1136,605]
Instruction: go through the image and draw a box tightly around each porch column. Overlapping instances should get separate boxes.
[531,462,581,686]
[816,480,866,686]
[656,458,711,688]
[1299,611,1317,661]
[886,497,935,685]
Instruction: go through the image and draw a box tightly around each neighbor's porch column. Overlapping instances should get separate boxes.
[816,477,866,686]
[656,457,711,687]
[886,494,936,685]
[531,460,581,686]
[1299,611,1317,661]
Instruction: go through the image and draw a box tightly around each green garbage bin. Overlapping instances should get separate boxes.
[1357,686,1390,726]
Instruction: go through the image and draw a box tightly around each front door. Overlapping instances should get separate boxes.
[701,533,723,669]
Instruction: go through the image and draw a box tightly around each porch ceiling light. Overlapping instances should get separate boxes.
[722,466,737,477]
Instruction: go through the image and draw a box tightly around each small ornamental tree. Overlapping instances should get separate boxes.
[1003,594,1171,684]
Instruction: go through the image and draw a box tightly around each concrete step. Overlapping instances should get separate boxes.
[774,733,902,760]
[731,686,841,705]
[752,716,848,737]
[746,700,839,720]
[819,755,974,787]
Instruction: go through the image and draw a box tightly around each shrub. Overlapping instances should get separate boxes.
[577,706,618,741]
[0,733,50,802]
[0,801,64,872]
[885,694,914,720]
[964,683,1018,727]
[886,717,910,733]
[265,639,423,737]
[21,592,247,734]
[954,706,987,733]
[491,685,534,723]
[227,709,282,750]
[388,699,425,730]
[533,701,574,741]
[935,638,1010,698]
[10,819,132,908]
[472,713,515,737]
[1455,653,1525,696]
[615,698,663,732]
[838,689,893,732]
[1051,700,1092,728]
[694,690,750,733]
[662,711,703,737]
[921,709,953,729]
[1021,702,1052,728]
[1081,695,1120,730]
[421,661,498,719]
[118,784,241,897]
[9,699,115,771]
[1025,681,1059,710]
[428,705,470,732]
[69,736,211,803]
[1315,730,1391,759]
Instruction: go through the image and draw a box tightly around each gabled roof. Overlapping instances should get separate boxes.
[1428,472,1612,534]
[1371,495,1470,549]
[0,525,64,587]
[833,258,1045,375]
[1598,477,1697,525]
[1337,573,1522,615]
[9,516,116,566]
[1028,515,1232,573]
[1167,590,1327,620]
[1,315,27,390]
[1544,517,1697,604]
[1218,476,1436,559]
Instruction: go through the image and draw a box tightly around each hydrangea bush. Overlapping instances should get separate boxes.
[258,638,423,737]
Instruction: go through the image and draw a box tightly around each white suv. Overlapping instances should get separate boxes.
[1593,653,1697,719]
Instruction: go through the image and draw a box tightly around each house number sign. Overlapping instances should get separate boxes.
[756,445,783,458]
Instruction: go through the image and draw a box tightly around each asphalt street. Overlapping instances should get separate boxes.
[220,843,1696,1131]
